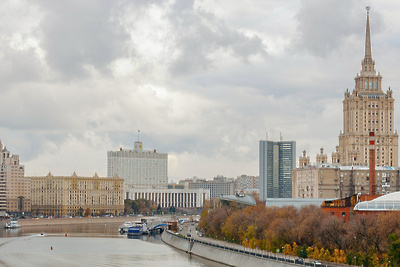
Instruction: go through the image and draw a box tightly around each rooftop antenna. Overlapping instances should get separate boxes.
[280,132,283,141]
[137,129,140,142]
[266,132,268,140]
[365,6,372,60]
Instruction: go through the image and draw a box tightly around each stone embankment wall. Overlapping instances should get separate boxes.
[12,217,132,227]
[161,231,295,267]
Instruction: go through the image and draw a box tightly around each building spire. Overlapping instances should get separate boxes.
[365,6,372,59]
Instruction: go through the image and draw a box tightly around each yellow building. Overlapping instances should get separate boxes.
[29,172,124,217]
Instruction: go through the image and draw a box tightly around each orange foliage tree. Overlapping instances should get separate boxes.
[199,199,400,266]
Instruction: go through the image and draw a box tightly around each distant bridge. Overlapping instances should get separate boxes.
[148,223,167,233]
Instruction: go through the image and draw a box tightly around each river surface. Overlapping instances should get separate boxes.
[0,222,226,267]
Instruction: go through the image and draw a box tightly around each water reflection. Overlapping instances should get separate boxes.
[0,224,226,266]
[0,222,123,238]
[127,234,163,244]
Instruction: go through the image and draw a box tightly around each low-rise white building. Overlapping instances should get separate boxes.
[126,188,210,208]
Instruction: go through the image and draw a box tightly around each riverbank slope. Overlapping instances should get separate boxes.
[4,216,141,227]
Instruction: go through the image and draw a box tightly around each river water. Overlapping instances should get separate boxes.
[0,222,225,267]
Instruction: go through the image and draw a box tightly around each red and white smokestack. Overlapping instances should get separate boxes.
[369,132,376,195]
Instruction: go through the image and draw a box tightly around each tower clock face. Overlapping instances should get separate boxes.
[139,145,142,148]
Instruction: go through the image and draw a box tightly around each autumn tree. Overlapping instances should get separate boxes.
[133,198,151,214]
[85,207,91,216]
[199,199,400,265]
[349,214,379,253]
[295,205,327,247]
[263,206,298,249]
[376,211,400,253]
[221,210,245,242]
[124,199,133,214]
[151,204,158,213]
[157,204,162,214]
[318,215,348,251]
[388,233,400,266]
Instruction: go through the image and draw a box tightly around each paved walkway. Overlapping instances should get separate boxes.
[179,222,349,267]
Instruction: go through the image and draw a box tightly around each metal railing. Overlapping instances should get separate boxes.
[165,231,340,267]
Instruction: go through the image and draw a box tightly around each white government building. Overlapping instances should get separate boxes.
[107,141,168,193]
[108,140,210,208]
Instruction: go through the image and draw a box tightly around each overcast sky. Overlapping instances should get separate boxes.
[1,0,400,181]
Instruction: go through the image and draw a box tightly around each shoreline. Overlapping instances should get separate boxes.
[12,216,139,227]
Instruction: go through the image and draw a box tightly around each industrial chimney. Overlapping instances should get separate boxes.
[369,132,376,195]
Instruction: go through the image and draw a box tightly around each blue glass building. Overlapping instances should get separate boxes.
[259,140,296,200]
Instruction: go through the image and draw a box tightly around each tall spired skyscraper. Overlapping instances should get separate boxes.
[337,7,398,167]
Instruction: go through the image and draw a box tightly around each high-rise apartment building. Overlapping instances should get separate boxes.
[107,141,168,195]
[338,8,398,167]
[235,175,259,193]
[0,161,5,216]
[0,140,31,216]
[259,140,296,200]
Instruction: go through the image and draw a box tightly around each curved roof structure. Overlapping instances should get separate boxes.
[219,194,256,206]
[268,198,329,208]
[354,192,400,211]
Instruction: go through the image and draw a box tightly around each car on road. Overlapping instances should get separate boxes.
[313,260,321,265]
[295,258,304,264]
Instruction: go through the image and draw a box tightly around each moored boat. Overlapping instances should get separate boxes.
[127,220,147,236]
[119,222,133,234]
[5,219,21,229]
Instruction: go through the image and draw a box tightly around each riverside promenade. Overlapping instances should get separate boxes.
[162,224,351,267]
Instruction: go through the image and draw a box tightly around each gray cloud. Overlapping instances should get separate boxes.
[294,0,384,57]
[0,46,43,84]
[0,0,399,181]
[166,0,267,76]
[39,0,130,78]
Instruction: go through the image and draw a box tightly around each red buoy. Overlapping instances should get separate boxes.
[51,246,53,250]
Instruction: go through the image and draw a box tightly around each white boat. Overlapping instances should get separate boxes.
[127,220,148,236]
[119,222,133,234]
[5,219,21,229]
